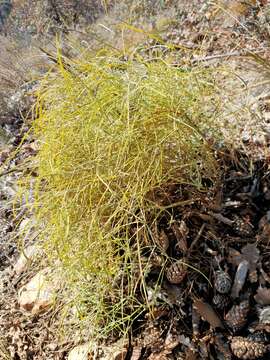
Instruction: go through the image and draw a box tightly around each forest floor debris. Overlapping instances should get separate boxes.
[1,1,270,359]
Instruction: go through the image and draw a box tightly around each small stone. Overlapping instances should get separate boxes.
[18,268,58,314]
[230,336,267,359]
[68,343,90,360]
[13,245,38,275]
[19,218,32,233]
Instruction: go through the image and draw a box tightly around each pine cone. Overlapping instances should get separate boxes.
[259,306,270,324]
[225,300,249,332]
[214,270,232,294]
[142,324,162,350]
[158,230,169,251]
[233,217,253,237]
[247,331,269,343]
[230,336,267,359]
[212,293,231,309]
[166,260,187,284]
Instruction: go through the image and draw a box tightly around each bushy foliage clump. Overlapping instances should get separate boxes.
[31,52,222,337]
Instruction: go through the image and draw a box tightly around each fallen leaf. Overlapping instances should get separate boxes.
[193,299,224,329]
[172,221,188,252]
[178,334,193,348]
[254,287,270,305]
[185,349,198,360]
[241,243,259,283]
[241,243,260,264]
[231,260,249,299]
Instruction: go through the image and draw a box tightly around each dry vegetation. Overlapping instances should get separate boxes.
[24,50,223,339]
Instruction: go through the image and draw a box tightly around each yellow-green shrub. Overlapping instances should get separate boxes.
[29,52,222,338]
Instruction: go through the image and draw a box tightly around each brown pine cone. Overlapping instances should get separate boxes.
[212,293,231,309]
[230,336,267,359]
[214,270,232,294]
[233,216,253,237]
[142,323,162,350]
[225,300,249,333]
[166,260,187,284]
[158,230,169,251]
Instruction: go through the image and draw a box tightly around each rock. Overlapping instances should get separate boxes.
[68,344,90,360]
[13,245,38,275]
[19,218,32,233]
[18,268,57,314]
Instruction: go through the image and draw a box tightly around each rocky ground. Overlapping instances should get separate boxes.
[1,1,270,359]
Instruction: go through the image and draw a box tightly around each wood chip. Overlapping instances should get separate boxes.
[130,346,142,360]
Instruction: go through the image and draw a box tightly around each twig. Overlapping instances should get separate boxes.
[191,49,266,64]
[209,212,234,226]
[188,223,206,254]
[0,168,22,178]
[154,198,199,210]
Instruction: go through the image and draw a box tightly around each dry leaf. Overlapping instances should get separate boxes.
[178,334,193,348]
[241,243,259,283]
[231,260,249,299]
[254,287,270,305]
[172,221,188,252]
[193,299,224,329]
[185,349,198,360]
[241,244,259,264]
